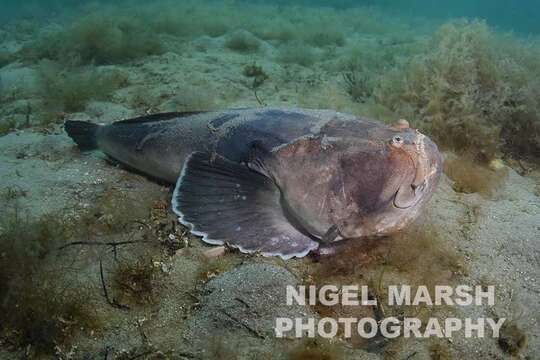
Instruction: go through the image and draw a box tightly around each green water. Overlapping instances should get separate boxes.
[2,0,540,34]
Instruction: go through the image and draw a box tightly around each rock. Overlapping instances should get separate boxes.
[181,263,315,356]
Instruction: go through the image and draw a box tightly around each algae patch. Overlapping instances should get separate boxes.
[443,155,508,197]
[37,60,128,116]
[19,12,163,65]
[375,20,540,162]
[498,321,528,356]
[0,204,100,355]
[288,338,344,360]
[112,256,165,307]
[300,222,465,352]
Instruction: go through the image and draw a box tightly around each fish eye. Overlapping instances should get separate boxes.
[392,135,404,147]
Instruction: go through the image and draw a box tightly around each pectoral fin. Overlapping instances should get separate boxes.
[172,152,318,259]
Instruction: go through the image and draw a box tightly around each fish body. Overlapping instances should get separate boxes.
[81,108,350,182]
[65,107,442,259]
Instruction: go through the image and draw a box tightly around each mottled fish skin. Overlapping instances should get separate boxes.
[67,107,442,258]
[238,115,442,240]
[95,107,358,183]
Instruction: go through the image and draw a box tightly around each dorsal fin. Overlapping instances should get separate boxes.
[113,111,206,126]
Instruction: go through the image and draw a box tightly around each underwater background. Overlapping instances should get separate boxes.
[2,0,540,34]
[0,0,539,358]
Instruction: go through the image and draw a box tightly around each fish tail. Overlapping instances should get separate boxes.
[64,121,100,151]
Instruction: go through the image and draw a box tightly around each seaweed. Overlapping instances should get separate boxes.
[429,342,451,360]
[312,223,464,284]
[498,322,527,356]
[77,185,158,236]
[139,1,389,50]
[443,155,508,197]
[305,222,464,344]
[0,186,28,201]
[162,84,218,112]
[19,12,163,65]
[385,224,465,279]
[0,50,13,68]
[288,338,343,360]
[337,43,400,105]
[0,118,17,136]
[36,60,127,120]
[500,111,540,163]
[224,30,261,53]
[0,280,99,356]
[146,2,232,38]
[206,337,239,360]
[375,20,540,162]
[305,30,345,48]
[243,63,269,89]
[0,206,69,259]
[129,85,162,111]
[0,205,99,355]
[68,13,162,64]
[278,42,317,67]
[112,256,163,306]
[257,22,296,43]
[147,10,202,37]
[342,69,373,103]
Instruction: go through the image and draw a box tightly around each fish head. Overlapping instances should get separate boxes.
[325,120,442,240]
[254,118,442,244]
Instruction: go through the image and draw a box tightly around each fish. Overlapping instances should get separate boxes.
[65,107,442,259]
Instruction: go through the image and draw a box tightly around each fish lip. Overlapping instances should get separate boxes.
[394,134,441,210]
[399,132,440,208]
[393,185,422,209]
[411,181,426,193]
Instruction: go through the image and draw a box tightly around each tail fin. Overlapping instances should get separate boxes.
[64,121,100,151]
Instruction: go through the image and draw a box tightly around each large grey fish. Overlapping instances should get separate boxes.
[65,107,442,259]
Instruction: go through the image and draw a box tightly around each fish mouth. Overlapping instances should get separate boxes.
[394,131,441,209]
[393,181,425,209]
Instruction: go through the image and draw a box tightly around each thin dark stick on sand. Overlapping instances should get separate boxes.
[253,88,266,106]
[99,259,130,310]
[58,239,151,251]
